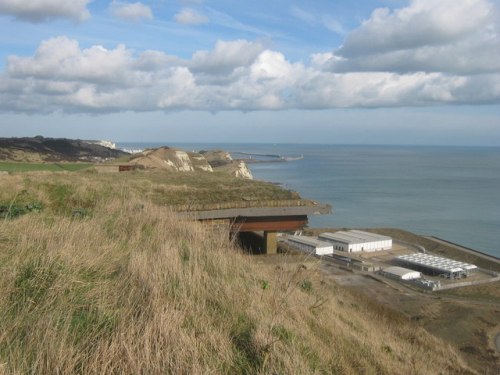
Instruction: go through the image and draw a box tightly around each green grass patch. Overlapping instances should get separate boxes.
[69,305,116,346]
[0,202,43,219]
[0,162,93,172]
[43,183,74,213]
[109,154,134,164]
[436,280,500,303]
[146,170,297,206]
[271,324,295,344]
[10,259,60,312]
[230,313,262,374]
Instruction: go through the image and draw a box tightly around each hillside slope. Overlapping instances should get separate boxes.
[0,171,474,374]
[0,136,127,162]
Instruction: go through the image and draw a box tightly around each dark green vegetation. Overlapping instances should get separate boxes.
[0,136,127,162]
[0,202,43,219]
[145,170,299,208]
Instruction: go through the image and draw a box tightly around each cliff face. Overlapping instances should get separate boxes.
[130,148,213,172]
[129,148,253,179]
[87,140,117,149]
[200,150,233,167]
[200,150,253,179]
[233,161,253,179]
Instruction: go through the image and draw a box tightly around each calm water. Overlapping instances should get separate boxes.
[119,143,500,257]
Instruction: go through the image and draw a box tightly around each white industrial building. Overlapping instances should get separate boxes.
[287,236,334,255]
[397,253,477,279]
[381,266,421,280]
[318,230,392,253]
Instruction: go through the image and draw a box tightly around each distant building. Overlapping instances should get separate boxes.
[318,230,392,253]
[381,266,421,280]
[118,165,140,172]
[287,236,334,255]
[397,253,477,279]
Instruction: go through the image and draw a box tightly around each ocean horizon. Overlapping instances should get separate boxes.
[118,142,500,258]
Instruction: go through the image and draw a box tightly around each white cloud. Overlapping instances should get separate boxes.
[1,0,498,116]
[6,37,134,84]
[327,0,499,75]
[109,1,153,22]
[1,36,499,114]
[328,39,500,75]
[132,50,183,71]
[339,0,494,57]
[191,40,263,75]
[174,8,208,25]
[292,72,481,108]
[2,0,500,114]
[0,0,91,22]
[250,51,294,81]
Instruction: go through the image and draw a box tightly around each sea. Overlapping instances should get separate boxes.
[118,142,500,258]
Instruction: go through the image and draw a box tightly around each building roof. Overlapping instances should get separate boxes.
[397,253,477,274]
[178,202,331,220]
[349,230,392,241]
[383,266,421,278]
[319,230,391,245]
[288,236,333,248]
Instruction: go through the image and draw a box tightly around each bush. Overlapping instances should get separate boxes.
[0,202,43,219]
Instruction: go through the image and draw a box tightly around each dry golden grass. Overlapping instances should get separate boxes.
[0,172,475,374]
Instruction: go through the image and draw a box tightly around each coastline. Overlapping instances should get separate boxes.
[117,142,500,259]
[425,236,500,263]
[306,227,500,273]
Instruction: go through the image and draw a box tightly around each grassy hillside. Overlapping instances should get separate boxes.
[0,162,93,172]
[0,169,298,212]
[0,171,474,374]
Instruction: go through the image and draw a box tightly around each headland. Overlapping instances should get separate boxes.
[0,137,498,374]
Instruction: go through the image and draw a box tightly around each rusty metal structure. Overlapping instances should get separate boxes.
[178,201,331,254]
[118,165,138,172]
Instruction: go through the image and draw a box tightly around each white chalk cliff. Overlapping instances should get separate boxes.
[128,147,253,179]
[234,161,253,179]
[129,147,213,172]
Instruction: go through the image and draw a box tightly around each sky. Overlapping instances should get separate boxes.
[0,0,499,145]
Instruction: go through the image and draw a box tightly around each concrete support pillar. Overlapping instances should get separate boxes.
[263,231,277,254]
